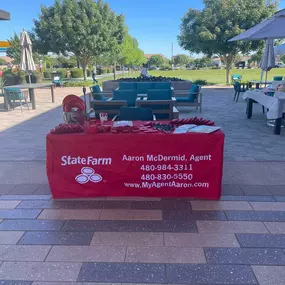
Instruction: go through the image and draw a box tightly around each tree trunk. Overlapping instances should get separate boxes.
[81,62,87,81]
[223,53,237,84]
[226,67,230,84]
[113,62,117,80]
[77,58,80,68]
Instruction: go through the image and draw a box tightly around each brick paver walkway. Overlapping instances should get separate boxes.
[0,86,284,284]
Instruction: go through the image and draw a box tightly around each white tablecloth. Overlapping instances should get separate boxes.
[243,90,285,119]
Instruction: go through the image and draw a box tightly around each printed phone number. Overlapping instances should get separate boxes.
[141,164,193,171]
[141,173,193,181]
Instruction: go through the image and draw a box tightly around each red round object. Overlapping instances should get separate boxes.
[62,95,86,112]
[65,98,86,112]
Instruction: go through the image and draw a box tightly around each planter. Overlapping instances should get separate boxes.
[3,74,23,86]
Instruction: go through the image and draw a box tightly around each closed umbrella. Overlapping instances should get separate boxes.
[259,39,275,83]
[20,29,36,84]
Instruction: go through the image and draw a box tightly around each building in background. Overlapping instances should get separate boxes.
[144,54,166,60]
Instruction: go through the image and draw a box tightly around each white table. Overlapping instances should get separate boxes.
[243,90,285,135]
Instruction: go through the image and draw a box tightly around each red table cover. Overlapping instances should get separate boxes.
[46,127,224,199]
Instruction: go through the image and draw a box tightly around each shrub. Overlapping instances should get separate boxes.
[63,80,94,87]
[70,68,83,78]
[86,69,91,77]
[160,64,172,70]
[193,79,208,86]
[101,67,111,74]
[43,69,52,79]
[56,68,68,78]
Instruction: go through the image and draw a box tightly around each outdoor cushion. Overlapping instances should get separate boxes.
[147,89,172,100]
[113,90,137,107]
[119,107,153,121]
[4,88,24,100]
[90,85,101,93]
[137,82,155,94]
[273,76,283,81]
[90,85,103,100]
[232,74,242,81]
[176,97,193,102]
[188,84,199,102]
[154,82,171,89]
[119,82,137,90]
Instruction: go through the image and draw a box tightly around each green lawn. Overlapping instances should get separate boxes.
[148,68,285,85]
[42,68,285,86]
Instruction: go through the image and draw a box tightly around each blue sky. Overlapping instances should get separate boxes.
[1,0,285,58]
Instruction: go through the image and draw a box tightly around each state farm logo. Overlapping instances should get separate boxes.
[75,167,102,184]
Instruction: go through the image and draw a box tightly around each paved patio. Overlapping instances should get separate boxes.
[0,86,285,285]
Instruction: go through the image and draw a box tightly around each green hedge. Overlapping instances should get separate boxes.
[56,68,68,78]
[64,80,94,87]
[70,68,83,78]
[193,79,208,86]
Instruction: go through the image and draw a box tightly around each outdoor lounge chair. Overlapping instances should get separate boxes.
[3,88,30,112]
[52,75,63,87]
[233,81,247,102]
[175,84,202,112]
[90,99,127,119]
[90,85,108,101]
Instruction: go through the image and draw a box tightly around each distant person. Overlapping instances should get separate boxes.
[92,69,98,83]
[141,63,148,77]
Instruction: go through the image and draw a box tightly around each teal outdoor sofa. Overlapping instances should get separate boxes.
[136,88,178,120]
[118,81,173,95]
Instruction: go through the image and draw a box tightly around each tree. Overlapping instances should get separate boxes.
[173,54,190,66]
[104,33,146,79]
[178,0,277,83]
[55,55,77,68]
[32,0,125,80]
[6,33,21,65]
[148,55,165,67]
[251,50,264,64]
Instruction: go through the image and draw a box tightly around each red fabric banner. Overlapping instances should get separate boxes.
[46,129,224,199]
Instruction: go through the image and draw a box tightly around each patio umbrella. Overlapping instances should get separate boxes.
[259,39,275,83]
[275,43,285,55]
[229,9,285,42]
[20,29,36,83]
[228,10,285,83]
